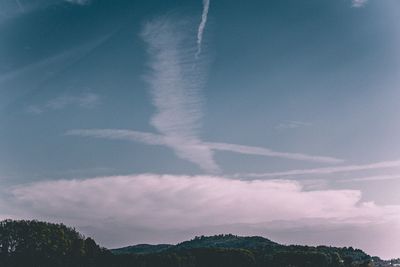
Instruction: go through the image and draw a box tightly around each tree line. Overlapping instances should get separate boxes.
[0,220,374,267]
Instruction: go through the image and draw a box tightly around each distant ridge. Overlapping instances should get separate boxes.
[2,220,387,267]
[111,244,173,255]
[176,234,278,250]
[111,234,278,255]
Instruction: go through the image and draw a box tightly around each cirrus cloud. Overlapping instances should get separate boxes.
[65,0,91,5]
[27,93,100,114]
[352,0,368,7]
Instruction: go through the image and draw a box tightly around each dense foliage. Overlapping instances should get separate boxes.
[112,234,373,267]
[0,219,109,267]
[0,220,375,267]
[174,235,278,250]
[111,244,173,255]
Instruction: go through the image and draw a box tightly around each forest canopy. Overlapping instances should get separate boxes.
[0,219,375,267]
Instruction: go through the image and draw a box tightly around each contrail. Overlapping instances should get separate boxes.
[196,0,210,58]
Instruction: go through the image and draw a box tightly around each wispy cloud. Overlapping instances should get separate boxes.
[28,93,100,114]
[67,129,165,145]
[275,120,311,130]
[140,16,220,173]
[0,35,110,85]
[0,33,114,112]
[0,1,88,23]
[352,0,368,7]
[196,0,210,58]
[67,128,343,165]
[240,159,400,178]
[340,174,400,183]
[206,142,342,164]
[67,13,342,171]
[65,0,91,5]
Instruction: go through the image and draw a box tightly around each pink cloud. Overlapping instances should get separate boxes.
[5,174,400,258]
[10,174,399,226]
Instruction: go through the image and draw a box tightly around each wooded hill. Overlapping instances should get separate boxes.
[0,219,377,267]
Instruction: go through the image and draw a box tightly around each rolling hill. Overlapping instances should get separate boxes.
[0,219,385,267]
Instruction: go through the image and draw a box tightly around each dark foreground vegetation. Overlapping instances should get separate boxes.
[0,219,386,267]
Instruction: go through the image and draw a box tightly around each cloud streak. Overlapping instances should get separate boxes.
[0,33,113,112]
[67,129,165,145]
[27,93,100,114]
[207,142,342,164]
[196,0,210,58]
[352,0,368,7]
[67,128,343,164]
[275,120,311,130]
[340,174,400,183]
[65,0,91,5]
[67,14,342,171]
[241,159,400,178]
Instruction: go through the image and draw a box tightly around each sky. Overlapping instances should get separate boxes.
[1,0,400,259]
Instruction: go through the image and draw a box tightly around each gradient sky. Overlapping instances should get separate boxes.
[1,0,400,259]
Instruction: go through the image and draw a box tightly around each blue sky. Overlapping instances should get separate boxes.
[1,0,400,259]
